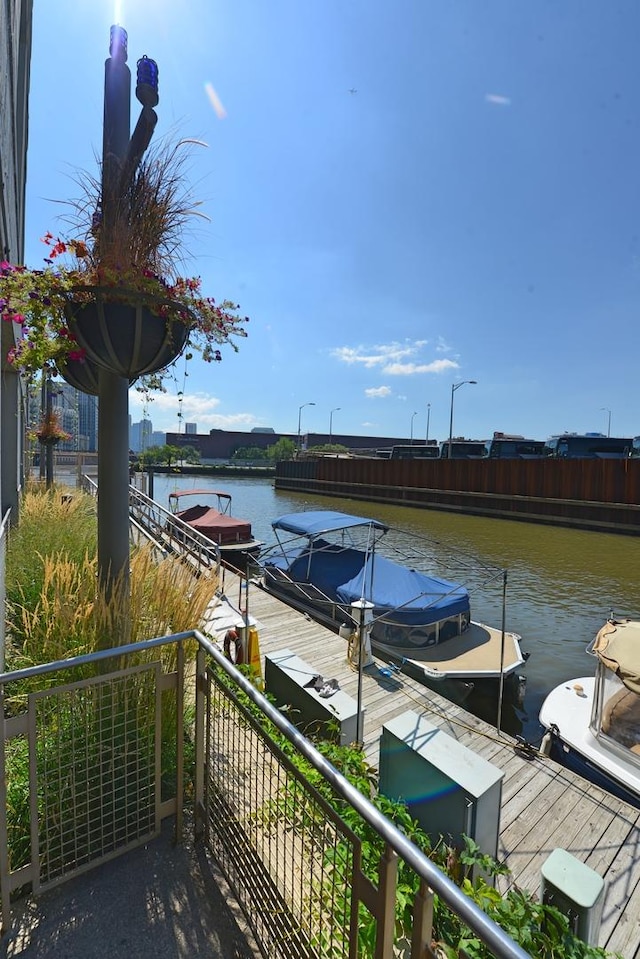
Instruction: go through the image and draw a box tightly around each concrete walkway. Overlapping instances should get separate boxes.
[1,819,261,959]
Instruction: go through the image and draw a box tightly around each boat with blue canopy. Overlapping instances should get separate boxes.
[259,509,527,700]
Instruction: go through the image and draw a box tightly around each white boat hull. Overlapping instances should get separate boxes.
[540,676,640,807]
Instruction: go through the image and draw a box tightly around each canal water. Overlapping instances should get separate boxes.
[152,473,640,744]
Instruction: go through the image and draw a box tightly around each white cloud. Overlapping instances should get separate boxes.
[382,358,459,376]
[435,336,454,354]
[365,386,392,399]
[485,93,511,106]
[331,340,429,369]
[128,389,260,432]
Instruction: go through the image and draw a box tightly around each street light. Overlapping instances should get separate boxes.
[410,411,418,445]
[329,407,341,444]
[425,403,431,444]
[297,401,315,451]
[448,380,477,458]
[600,407,611,437]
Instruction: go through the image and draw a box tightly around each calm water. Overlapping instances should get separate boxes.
[152,473,640,743]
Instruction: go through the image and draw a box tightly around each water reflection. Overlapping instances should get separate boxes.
[151,473,640,742]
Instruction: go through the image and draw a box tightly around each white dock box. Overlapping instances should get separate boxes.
[379,710,504,880]
[540,848,605,946]
[265,648,360,745]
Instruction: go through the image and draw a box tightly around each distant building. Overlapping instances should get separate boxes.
[165,429,420,463]
[53,383,97,452]
[129,418,154,452]
[185,423,197,434]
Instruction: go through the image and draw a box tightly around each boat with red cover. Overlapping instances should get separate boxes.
[168,489,262,566]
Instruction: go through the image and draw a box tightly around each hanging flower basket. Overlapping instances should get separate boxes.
[58,353,136,395]
[58,354,103,395]
[64,287,189,379]
[1,136,248,386]
[31,410,71,446]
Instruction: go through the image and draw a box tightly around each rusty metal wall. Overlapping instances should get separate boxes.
[275,458,640,534]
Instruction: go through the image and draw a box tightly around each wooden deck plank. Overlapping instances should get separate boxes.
[209,575,640,954]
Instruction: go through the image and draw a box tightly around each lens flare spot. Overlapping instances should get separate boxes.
[205,82,227,119]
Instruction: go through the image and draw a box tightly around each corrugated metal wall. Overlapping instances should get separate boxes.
[275,458,640,534]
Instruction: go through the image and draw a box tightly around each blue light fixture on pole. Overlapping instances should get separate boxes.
[297,401,315,452]
[448,380,477,458]
[329,407,341,444]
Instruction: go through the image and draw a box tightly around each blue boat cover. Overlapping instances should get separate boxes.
[272,510,388,538]
[266,538,469,627]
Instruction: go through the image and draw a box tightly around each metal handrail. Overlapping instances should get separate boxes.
[128,484,221,572]
[81,475,222,576]
[0,628,530,959]
[0,509,10,674]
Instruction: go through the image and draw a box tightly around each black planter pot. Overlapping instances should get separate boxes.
[59,356,104,395]
[58,355,137,395]
[65,290,189,379]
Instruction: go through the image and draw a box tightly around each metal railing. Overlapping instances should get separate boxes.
[80,476,222,577]
[0,628,530,958]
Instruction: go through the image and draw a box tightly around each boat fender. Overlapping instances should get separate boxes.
[540,724,558,757]
[223,628,244,665]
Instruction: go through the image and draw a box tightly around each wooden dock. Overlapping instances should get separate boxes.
[204,573,640,958]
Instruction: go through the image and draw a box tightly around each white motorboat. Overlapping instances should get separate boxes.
[539,617,640,808]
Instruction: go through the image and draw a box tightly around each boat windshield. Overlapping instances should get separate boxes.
[590,621,640,763]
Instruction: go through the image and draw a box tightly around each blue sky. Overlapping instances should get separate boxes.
[25,1,640,441]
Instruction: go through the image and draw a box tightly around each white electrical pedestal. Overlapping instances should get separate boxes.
[379,710,504,884]
[540,848,605,946]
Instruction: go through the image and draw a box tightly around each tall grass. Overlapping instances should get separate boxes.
[2,485,218,882]
[5,485,216,674]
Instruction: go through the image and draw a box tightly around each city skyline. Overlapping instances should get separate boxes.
[23,1,640,441]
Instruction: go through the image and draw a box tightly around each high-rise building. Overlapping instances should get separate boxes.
[185,423,197,434]
[52,383,98,451]
[129,418,155,452]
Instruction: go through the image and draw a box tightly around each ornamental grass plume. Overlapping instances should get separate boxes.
[0,136,248,381]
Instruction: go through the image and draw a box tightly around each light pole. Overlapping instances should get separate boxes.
[329,407,341,444]
[448,380,477,458]
[297,401,315,452]
[425,403,431,444]
[410,411,418,445]
[600,407,611,437]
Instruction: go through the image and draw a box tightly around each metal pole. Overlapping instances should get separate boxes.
[98,26,132,608]
[426,403,431,443]
[329,407,340,444]
[356,602,365,744]
[45,377,53,490]
[448,381,477,458]
[496,569,507,735]
[447,384,455,459]
[410,411,417,445]
[297,401,315,453]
